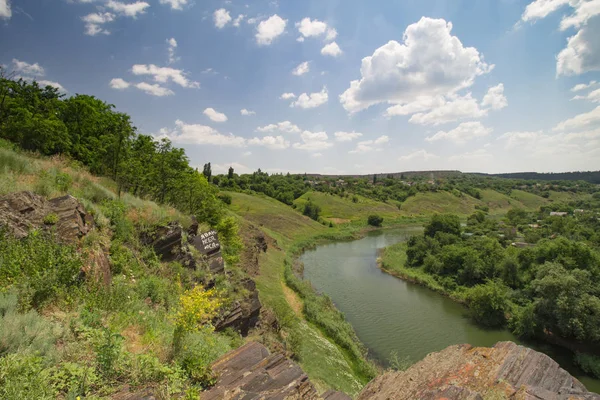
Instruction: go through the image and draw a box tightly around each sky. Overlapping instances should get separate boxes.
[1,0,600,175]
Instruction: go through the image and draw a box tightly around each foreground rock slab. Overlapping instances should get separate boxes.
[358,341,600,400]
[203,342,351,400]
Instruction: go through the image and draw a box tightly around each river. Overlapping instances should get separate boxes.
[300,227,600,393]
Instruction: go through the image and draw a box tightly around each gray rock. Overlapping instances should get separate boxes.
[357,341,600,400]
[0,191,93,243]
[203,342,349,400]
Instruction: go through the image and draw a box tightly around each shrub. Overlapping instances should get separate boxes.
[43,213,59,225]
[575,352,600,378]
[174,328,231,387]
[0,290,61,358]
[0,353,55,400]
[102,200,134,242]
[94,328,124,378]
[54,171,73,192]
[174,287,222,335]
[367,215,383,227]
[465,280,509,327]
[302,200,321,221]
[48,362,99,397]
[218,193,232,205]
[0,230,83,308]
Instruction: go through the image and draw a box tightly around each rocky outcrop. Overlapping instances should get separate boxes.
[215,278,261,336]
[203,342,351,400]
[357,341,600,400]
[0,191,93,243]
[140,221,183,262]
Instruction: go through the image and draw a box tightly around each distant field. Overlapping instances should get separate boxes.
[226,191,325,241]
[548,191,592,203]
[399,191,481,216]
[293,191,400,222]
[509,189,548,209]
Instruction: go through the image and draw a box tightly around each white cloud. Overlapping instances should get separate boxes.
[554,105,600,131]
[293,131,333,151]
[312,153,323,158]
[408,93,487,126]
[448,148,493,163]
[296,36,305,42]
[12,59,45,76]
[247,17,257,24]
[161,120,245,146]
[233,14,245,27]
[212,162,253,175]
[291,87,328,109]
[159,0,188,10]
[37,80,66,92]
[256,121,300,133]
[106,0,149,17]
[214,8,231,29]
[334,131,363,142]
[339,17,493,114]
[292,61,310,76]
[557,17,600,76]
[499,131,545,149]
[349,135,389,153]
[321,42,342,57]
[520,0,570,22]
[425,121,493,144]
[256,14,287,45]
[242,151,252,156]
[559,0,600,30]
[481,84,508,110]
[241,109,256,116]
[385,96,445,117]
[0,0,11,19]
[135,82,174,96]
[131,64,199,88]
[167,38,179,64]
[248,135,290,149]
[280,92,296,100]
[295,17,336,41]
[571,80,598,91]
[398,149,439,161]
[203,108,228,122]
[110,78,130,89]
[82,12,115,35]
[573,88,600,102]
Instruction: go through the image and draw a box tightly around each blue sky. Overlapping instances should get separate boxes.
[1,0,600,174]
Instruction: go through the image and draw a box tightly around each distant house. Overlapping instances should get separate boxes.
[550,212,568,217]
[528,224,539,229]
[574,209,585,213]
[511,242,535,248]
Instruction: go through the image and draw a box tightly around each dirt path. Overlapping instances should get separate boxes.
[281,282,303,316]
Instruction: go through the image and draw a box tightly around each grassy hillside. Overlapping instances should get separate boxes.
[509,189,549,209]
[479,189,525,214]
[399,191,481,216]
[228,192,326,241]
[548,191,593,203]
[293,191,400,223]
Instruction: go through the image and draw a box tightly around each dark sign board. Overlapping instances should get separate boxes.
[191,230,221,256]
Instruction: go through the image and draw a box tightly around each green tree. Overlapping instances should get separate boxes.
[465,280,509,327]
[228,166,234,180]
[424,214,461,238]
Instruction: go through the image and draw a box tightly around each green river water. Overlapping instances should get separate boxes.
[300,227,600,393]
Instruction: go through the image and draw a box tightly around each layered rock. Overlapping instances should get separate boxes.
[215,278,261,336]
[357,341,600,400]
[203,342,351,400]
[0,191,93,243]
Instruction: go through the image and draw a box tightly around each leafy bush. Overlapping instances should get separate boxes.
[43,213,59,225]
[174,328,231,387]
[94,328,124,378]
[174,287,222,335]
[575,352,600,378]
[424,214,461,238]
[0,353,55,400]
[367,215,383,227]
[54,171,73,192]
[0,290,61,358]
[48,362,99,397]
[0,230,83,308]
[102,200,134,242]
[303,200,321,221]
[218,193,232,205]
[465,280,509,327]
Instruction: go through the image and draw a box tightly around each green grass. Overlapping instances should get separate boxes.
[509,190,548,210]
[293,191,400,222]
[227,192,326,241]
[547,191,592,203]
[399,191,481,216]
[479,189,525,214]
